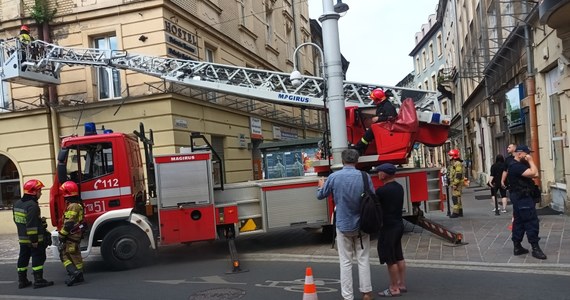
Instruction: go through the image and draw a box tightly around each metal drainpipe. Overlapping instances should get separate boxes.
[42,22,61,164]
[524,2,541,186]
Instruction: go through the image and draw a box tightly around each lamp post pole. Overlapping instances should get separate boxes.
[320,0,347,170]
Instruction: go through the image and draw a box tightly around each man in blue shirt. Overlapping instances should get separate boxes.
[317,149,373,300]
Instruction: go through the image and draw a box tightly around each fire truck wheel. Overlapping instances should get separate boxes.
[101,225,151,270]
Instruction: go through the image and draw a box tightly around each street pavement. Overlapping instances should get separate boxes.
[1,184,569,275]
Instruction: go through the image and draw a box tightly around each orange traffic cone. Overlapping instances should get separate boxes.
[302,267,318,300]
[508,217,513,231]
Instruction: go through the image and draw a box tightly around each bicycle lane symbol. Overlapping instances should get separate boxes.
[255,277,339,293]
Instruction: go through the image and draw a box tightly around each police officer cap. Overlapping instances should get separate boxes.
[515,145,533,153]
[377,163,397,175]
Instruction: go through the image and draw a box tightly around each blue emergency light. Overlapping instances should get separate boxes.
[84,122,97,136]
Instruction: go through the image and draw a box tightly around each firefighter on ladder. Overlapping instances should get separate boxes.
[58,181,86,286]
[352,88,397,155]
[448,149,464,218]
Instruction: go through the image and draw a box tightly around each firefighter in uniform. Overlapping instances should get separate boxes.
[447,149,464,218]
[352,88,397,155]
[12,179,54,289]
[18,25,34,70]
[58,181,86,286]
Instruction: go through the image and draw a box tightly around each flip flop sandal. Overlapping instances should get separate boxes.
[378,288,401,297]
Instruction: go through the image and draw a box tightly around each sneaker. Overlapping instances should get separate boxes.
[501,209,507,213]
[492,208,497,212]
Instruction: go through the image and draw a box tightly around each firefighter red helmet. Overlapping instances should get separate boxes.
[23,179,44,195]
[448,149,461,159]
[20,25,30,32]
[370,88,386,103]
[60,181,79,197]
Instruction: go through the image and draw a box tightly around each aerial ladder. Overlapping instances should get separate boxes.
[0,39,463,245]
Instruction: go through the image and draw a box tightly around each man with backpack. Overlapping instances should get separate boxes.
[375,163,406,297]
[317,149,374,300]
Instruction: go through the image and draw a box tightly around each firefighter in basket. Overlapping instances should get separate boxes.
[58,181,87,286]
[352,88,397,155]
[447,149,464,218]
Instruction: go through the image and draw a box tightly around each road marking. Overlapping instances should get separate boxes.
[0,296,109,300]
[256,278,339,293]
[146,275,246,285]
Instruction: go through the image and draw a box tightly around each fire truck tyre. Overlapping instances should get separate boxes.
[101,225,151,270]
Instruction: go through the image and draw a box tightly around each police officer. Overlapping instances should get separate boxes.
[507,145,546,260]
[352,88,397,155]
[13,179,54,289]
[447,149,464,218]
[58,181,86,286]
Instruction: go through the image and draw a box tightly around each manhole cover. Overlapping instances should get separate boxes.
[188,288,246,300]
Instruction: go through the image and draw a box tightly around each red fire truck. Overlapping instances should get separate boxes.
[0,39,461,270]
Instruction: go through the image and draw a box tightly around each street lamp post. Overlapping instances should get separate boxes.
[290,42,327,145]
[319,0,348,170]
[290,1,349,170]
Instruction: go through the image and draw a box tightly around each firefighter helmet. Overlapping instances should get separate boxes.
[20,25,30,32]
[23,179,44,195]
[60,181,79,197]
[370,88,386,103]
[448,149,461,160]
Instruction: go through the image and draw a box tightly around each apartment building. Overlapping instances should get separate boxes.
[0,0,327,209]
[408,3,451,169]
[440,0,570,213]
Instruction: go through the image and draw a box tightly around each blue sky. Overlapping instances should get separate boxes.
[308,0,440,86]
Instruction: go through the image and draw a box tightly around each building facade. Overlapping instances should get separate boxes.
[442,0,570,214]
[408,3,451,169]
[0,0,326,209]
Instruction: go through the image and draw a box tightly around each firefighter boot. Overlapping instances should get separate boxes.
[33,270,54,289]
[513,242,529,256]
[350,139,367,155]
[65,265,83,286]
[65,270,83,286]
[531,243,547,260]
[17,271,32,289]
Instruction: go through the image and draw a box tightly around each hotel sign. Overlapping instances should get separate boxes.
[164,19,198,60]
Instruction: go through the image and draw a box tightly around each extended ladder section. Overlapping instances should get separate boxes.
[0,39,449,126]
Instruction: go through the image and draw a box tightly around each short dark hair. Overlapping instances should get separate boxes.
[495,154,504,163]
[341,149,359,164]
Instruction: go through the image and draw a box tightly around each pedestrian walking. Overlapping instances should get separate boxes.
[317,149,374,300]
[447,149,464,218]
[58,181,86,286]
[507,145,547,260]
[13,179,54,289]
[489,154,508,213]
[374,163,407,297]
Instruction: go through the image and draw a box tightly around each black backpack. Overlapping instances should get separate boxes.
[359,171,383,234]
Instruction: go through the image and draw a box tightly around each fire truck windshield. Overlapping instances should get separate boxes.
[61,142,115,183]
